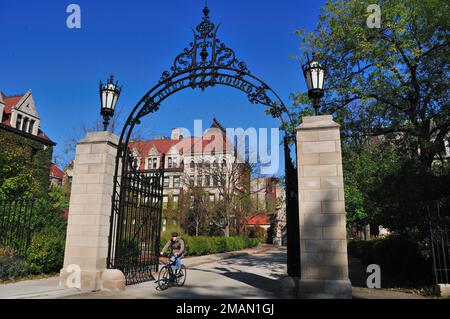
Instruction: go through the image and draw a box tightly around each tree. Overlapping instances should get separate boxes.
[291,0,450,237]
[186,186,208,236]
[180,157,254,237]
[293,0,449,172]
[57,104,154,169]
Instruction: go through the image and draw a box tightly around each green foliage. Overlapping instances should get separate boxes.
[348,235,432,286]
[26,227,66,274]
[159,234,259,257]
[0,128,53,197]
[117,237,140,261]
[293,0,449,170]
[343,142,402,228]
[248,226,267,243]
[0,256,29,281]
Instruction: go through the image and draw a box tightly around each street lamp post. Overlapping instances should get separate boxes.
[99,75,122,131]
[302,52,325,115]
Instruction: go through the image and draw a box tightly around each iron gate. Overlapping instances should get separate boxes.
[107,5,297,285]
[107,154,165,285]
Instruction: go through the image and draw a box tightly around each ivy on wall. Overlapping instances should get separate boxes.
[0,126,54,197]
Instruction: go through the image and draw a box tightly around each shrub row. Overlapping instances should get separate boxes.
[159,233,259,256]
[348,235,432,286]
[0,227,66,281]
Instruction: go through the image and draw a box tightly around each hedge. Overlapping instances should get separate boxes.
[26,227,66,274]
[348,235,432,286]
[159,234,259,256]
[0,248,29,281]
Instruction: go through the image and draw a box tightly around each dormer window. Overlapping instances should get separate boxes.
[148,157,159,169]
[22,117,29,132]
[16,114,22,130]
[29,120,35,134]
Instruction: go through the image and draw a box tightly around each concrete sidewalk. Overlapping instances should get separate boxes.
[0,245,271,299]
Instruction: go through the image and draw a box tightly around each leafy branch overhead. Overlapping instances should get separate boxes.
[294,0,449,170]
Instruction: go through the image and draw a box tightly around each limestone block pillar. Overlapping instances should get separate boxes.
[59,131,124,291]
[296,115,352,299]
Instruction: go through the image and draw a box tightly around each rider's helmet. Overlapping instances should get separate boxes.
[171,232,179,237]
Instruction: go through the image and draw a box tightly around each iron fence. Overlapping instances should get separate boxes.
[0,196,35,256]
[428,200,450,285]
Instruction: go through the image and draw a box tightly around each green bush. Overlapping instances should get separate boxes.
[348,235,432,286]
[117,237,140,261]
[0,256,29,281]
[26,227,66,274]
[0,247,30,281]
[159,235,259,257]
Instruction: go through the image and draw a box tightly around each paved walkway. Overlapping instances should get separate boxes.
[0,245,428,299]
[0,245,274,299]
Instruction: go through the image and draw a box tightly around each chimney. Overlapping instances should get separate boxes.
[171,128,184,140]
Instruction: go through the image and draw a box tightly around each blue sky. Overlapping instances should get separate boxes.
[0,0,327,175]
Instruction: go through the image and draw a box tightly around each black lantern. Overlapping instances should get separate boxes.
[302,52,325,115]
[99,75,122,131]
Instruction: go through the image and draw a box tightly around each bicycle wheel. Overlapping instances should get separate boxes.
[175,264,187,286]
[158,266,171,290]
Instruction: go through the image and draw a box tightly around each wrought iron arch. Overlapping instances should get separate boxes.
[107,6,299,284]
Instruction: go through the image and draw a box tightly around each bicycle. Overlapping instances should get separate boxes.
[157,254,187,290]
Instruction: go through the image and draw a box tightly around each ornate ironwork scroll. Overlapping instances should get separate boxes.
[108,6,294,285]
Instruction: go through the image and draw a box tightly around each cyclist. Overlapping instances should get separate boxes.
[160,232,185,273]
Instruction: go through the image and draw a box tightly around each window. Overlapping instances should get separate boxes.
[197,175,202,186]
[212,175,218,186]
[152,157,158,169]
[168,157,173,168]
[173,176,180,188]
[164,177,170,188]
[209,194,215,202]
[28,120,35,134]
[162,195,168,208]
[190,161,195,169]
[16,114,22,130]
[147,158,152,169]
[22,117,29,132]
[204,175,210,187]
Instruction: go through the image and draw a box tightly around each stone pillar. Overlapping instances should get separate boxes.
[59,131,125,291]
[297,115,352,299]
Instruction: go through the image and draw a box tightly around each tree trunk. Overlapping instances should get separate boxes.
[224,224,230,237]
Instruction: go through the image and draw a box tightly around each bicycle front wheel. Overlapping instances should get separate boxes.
[158,266,171,290]
[175,265,187,286]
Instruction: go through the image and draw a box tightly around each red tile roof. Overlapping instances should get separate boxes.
[50,163,64,178]
[129,136,232,156]
[246,215,271,225]
[38,129,51,141]
[3,94,24,114]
